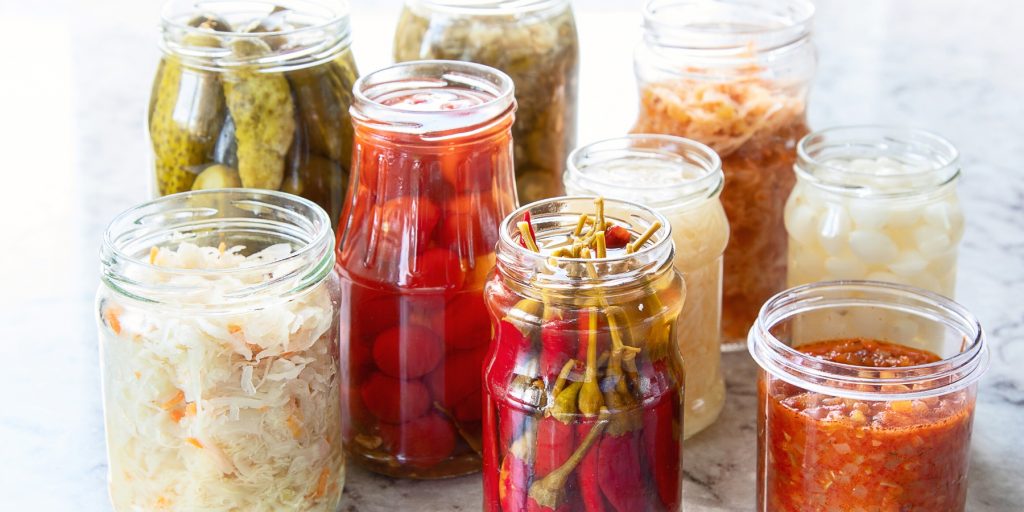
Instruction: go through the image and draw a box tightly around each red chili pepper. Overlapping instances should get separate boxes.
[527,408,609,512]
[604,224,630,249]
[642,391,682,510]
[499,413,536,512]
[577,420,605,512]
[533,361,579,478]
[518,211,538,249]
[539,318,575,386]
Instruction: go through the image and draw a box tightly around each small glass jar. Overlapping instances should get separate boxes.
[336,60,518,479]
[150,0,359,226]
[633,0,816,347]
[394,0,579,204]
[785,126,964,296]
[749,281,988,512]
[97,190,343,511]
[483,197,686,512]
[564,135,727,438]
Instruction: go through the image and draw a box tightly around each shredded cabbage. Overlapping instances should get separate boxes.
[98,242,342,511]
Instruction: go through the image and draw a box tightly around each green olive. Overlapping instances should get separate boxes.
[191,164,242,190]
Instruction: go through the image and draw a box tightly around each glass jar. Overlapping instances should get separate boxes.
[336,60,518,479]
[150,0,359,227]
[749,281,988,512]
[96,190,343,511]
[632,0,816,347]
[483,197,686,512]
[394,0,578,204]
[564,135,727,438]
[785,126,964,296]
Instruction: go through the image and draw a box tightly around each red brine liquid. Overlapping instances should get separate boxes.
[337,63,517,478]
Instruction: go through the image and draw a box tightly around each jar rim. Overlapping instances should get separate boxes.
[795,125,961,197]
[100,189,335,308]
[748,280,988,401]
[161,0,350,38]
[565,134,724,211]
[642,0,815,51]
[352,60,516,137]
[406,0,569,16]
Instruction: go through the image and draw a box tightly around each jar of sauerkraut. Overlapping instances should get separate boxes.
[564,135,727,438]
[97,190,343,512]
[394,0,578,204]
[632,0,816,348]
[785,126,964,296]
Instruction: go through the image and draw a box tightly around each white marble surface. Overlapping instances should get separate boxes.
[1,0,1022,510]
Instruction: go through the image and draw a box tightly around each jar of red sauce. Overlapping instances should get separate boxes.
[482,196,686,512]
[336,60,518,478]
[749,280,988,512]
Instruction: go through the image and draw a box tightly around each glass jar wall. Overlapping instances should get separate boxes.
[150,0,359,226]
[97,190,343,511]
[785,126,964,295]
[336,60,518,479]
[483,197,686,512]
[564,135,727,438]
[394,0,578,204]
[632,0,816,347]
[748,281,987,512]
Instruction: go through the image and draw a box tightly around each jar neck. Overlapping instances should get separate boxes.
[351,60,516,143]
[795,125,961,198]
[406,0,570,17]
[100,190,335,311]
[638,0,815,81]
[495,196,676,303]
[159,0,352,72]
[565,134,724,213]
[748,281,988,401]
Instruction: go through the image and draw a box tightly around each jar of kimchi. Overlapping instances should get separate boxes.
[749,280,988,512]
[483,196,686,512]
[786,126,964,296]
[97,190,343,511]
[336,60,518,478]
[394,0,579,205]
[633,0,816,347]
[564,135,727,438]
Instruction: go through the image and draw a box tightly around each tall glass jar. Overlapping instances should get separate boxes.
[632,0,816,347]
[96,190,343,511]
[749,281,988,511]
[336,60,518,479]
[394,0,578,204]
[785,126,964,295]
[483,197,686,512]
[150,0,359,226]
[564,135,727,438]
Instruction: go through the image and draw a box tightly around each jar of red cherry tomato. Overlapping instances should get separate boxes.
[483,196,686,512]
[336,60,518,478]
[749,280,988,512]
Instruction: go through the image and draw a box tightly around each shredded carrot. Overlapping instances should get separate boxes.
[149,246,159,264]
[160,390,185,410]
[228,324,242,334]
[184,402,196,417]
[286,414,303,438]
[134,371,141,380]
[313,468,330,498]
[218,241,226,254]
[169,409,185,423]
[104,307,122,335]
[186,437,204,449]
[155,496,171,508]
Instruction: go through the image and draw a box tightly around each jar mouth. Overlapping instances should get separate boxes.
[408,0,568,16]
[352,60,516,138]
[795,125,961,197]
[101,189,334,308]
[565,134,723,211]
[748,280,988,401]
[160,0,352,70]
[642,0,814,52]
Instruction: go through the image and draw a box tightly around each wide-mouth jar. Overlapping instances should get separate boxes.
[97,189,343,511]
[748,280,987,512]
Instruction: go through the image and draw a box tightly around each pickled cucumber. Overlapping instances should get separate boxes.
[223,38,295,190]
[191,164,242,190]
[288,51,358,163]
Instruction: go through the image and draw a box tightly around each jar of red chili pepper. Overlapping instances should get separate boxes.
[336,60,518,478]
[633,0,817,348]
[749,280,988,512]
[483,196,686,512]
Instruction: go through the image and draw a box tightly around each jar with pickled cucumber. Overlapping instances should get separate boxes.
[564,135,728,439]
[785,126,964,296]
[394,0,579,204]
[149,0,359,227]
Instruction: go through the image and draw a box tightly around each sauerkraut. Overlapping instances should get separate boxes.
[98,242,342,511]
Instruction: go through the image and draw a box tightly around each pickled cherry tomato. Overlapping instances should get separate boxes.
[444,293,492,349]
[373,325,444,379]
[426,347,487,408]
[379,413,457,469]
[360,372,432,424]
[408,248,466,290]
[379,195,440,253]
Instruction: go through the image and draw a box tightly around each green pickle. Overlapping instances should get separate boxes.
[148,3,359,225]
[393,1,579,204]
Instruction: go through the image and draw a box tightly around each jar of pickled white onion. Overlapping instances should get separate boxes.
[785,126,964,296]
[564,134,728,438]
